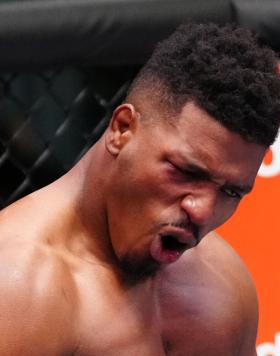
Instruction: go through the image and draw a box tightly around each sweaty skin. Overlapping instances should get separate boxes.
[0,206,258,356]
[0,102,263,355]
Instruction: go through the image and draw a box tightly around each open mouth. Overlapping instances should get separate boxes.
[161,234,186,252]
[150,234,188,264]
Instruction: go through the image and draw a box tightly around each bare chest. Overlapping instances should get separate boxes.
[69,260,236,356]
[72,276,177,356]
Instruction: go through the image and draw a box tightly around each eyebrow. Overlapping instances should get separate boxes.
[183,163,254,194]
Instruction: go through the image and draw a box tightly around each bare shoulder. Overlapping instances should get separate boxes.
[157,232,258,356]
[0,221,78,355]
[189,231,257,289]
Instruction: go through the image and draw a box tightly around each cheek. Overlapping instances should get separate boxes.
[214,199,241,228]
[126,163,175,201]
[113,152,182,219]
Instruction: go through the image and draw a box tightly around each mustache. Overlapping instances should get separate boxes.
[159,219,199,240]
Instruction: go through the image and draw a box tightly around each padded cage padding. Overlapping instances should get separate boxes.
[0,66,138,208]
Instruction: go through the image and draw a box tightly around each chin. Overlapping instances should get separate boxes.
[119,253,161,285]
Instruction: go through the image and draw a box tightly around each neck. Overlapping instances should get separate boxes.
[72,140,119,269]
[57,140,158,286]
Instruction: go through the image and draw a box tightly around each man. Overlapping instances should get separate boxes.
[0,22,279,355]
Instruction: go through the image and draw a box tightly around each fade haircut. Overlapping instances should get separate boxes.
[127,23,280,146]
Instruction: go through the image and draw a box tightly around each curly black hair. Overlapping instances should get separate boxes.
[127,23,280,146]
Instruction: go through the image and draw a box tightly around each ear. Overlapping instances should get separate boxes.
[105,103,139,156]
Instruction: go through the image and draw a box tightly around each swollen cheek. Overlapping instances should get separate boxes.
[149,177,175,199]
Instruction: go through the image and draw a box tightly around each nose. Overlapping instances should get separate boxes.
[180,187,218,228]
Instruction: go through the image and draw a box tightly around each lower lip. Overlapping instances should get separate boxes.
[150,236,183,264]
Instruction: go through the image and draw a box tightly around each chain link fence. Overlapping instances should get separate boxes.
[0,66,139,209]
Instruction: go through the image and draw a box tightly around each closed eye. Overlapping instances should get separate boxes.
[171,163,210,181]
[182,170,208,181]
[168,161,250,199]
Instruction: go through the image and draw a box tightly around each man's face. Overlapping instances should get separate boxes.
[105,101,266,281]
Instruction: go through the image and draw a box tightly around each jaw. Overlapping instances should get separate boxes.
[118,232,193,285]
[119,253,161,285]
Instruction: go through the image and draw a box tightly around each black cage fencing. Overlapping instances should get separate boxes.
[0,66,138,208]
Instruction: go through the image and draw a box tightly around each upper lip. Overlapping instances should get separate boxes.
[160,226,198,249]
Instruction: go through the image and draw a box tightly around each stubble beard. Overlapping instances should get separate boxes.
[119,253,161,285]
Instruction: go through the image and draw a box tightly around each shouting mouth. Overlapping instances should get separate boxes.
[150,229,198,264]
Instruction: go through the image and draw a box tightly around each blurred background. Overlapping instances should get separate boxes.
[0,1,279,354]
